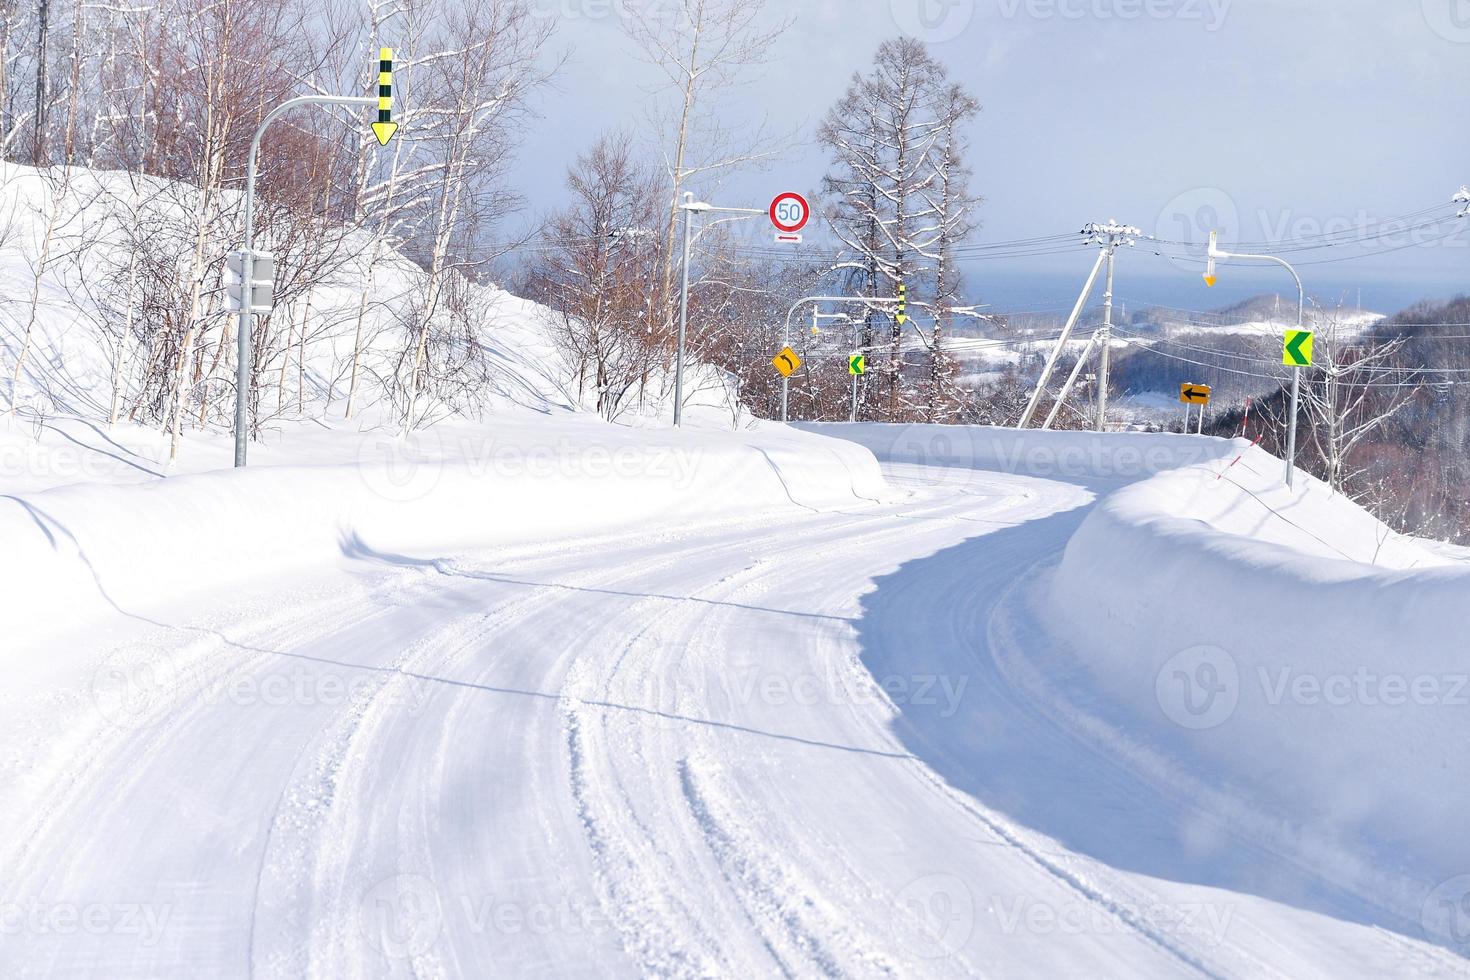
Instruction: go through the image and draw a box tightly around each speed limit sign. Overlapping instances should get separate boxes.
[770,192,809,243]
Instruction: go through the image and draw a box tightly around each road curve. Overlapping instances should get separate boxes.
[1,461,1461,978]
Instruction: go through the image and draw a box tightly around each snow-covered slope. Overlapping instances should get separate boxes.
[2,414,890,647]
[1049,435,1469,897]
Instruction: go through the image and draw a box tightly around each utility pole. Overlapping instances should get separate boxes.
[1084,221,1139,432]
[1017,220,1138,429]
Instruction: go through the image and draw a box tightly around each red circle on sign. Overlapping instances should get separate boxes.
[770,192,810,234]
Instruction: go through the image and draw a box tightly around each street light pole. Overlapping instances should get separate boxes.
[674,192,696,427]
[672,194,763,428]
[236,94,375,467]
[1206,233,1305,488]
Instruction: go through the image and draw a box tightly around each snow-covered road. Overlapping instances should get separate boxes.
[3,458,1464,977]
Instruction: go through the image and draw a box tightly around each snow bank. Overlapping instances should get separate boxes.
[3,417,887,645]
[798,422,1231,484]
[1050,438,1470,873]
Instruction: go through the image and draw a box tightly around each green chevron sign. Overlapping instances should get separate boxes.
[848,354,866,376]
[1283,329,1314,367]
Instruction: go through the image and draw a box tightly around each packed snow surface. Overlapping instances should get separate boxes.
[3,415,1468,977]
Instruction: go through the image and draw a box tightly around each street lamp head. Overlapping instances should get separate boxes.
[1203,229,1219,286]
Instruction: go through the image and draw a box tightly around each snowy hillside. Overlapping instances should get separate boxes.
[3,165,1466,971]
[0,161,746,497]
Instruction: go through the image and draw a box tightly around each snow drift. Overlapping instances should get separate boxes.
[1049,436,1470,876]
[3,416,888,646]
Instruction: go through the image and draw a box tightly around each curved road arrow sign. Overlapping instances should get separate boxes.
[772,346,802,377]
[848,354,866,376]
[1283,329,1314,367]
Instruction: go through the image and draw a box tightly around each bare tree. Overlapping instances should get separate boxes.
[528,131,662,420]
[622,0,792,349]
[393,0,553,433]
[1297,316,1419,493]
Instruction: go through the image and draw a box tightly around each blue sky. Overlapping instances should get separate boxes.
[510,0,1470,313]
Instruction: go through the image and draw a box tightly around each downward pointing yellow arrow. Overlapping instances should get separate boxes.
[1202,274,1217,287]
[372,121,398,146]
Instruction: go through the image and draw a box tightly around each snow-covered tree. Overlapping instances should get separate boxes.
[819,37,980,421]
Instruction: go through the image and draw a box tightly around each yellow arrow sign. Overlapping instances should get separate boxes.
[848,353,866,376]
[373,47,397,145]
[772,346,802,377]
[1283,329,1314,367]
[1179,383,1211,405]
[1202,274,1217,288]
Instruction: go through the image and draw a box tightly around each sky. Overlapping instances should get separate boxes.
[509,0,1470,315]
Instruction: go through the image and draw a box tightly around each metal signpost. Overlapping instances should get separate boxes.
[673,193,765,427]
[1179,383,1210,433]
[234,48,398,467]
[1205,230,1306,487]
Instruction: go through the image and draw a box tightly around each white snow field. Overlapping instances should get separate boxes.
[3,164,1469,978]
[4,412,1470,977]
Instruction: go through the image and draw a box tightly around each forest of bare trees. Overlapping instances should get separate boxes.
[5,0,1464,546]
[0,0,995,461]
[0,0,556,455]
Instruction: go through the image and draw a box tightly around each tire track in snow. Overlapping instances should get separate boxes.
[250,547,696,977]
[1,582,373,927]
[675,756,846,978]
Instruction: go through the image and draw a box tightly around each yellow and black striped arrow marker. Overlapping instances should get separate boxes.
[895,282,907,325]
[372,47,397,146]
